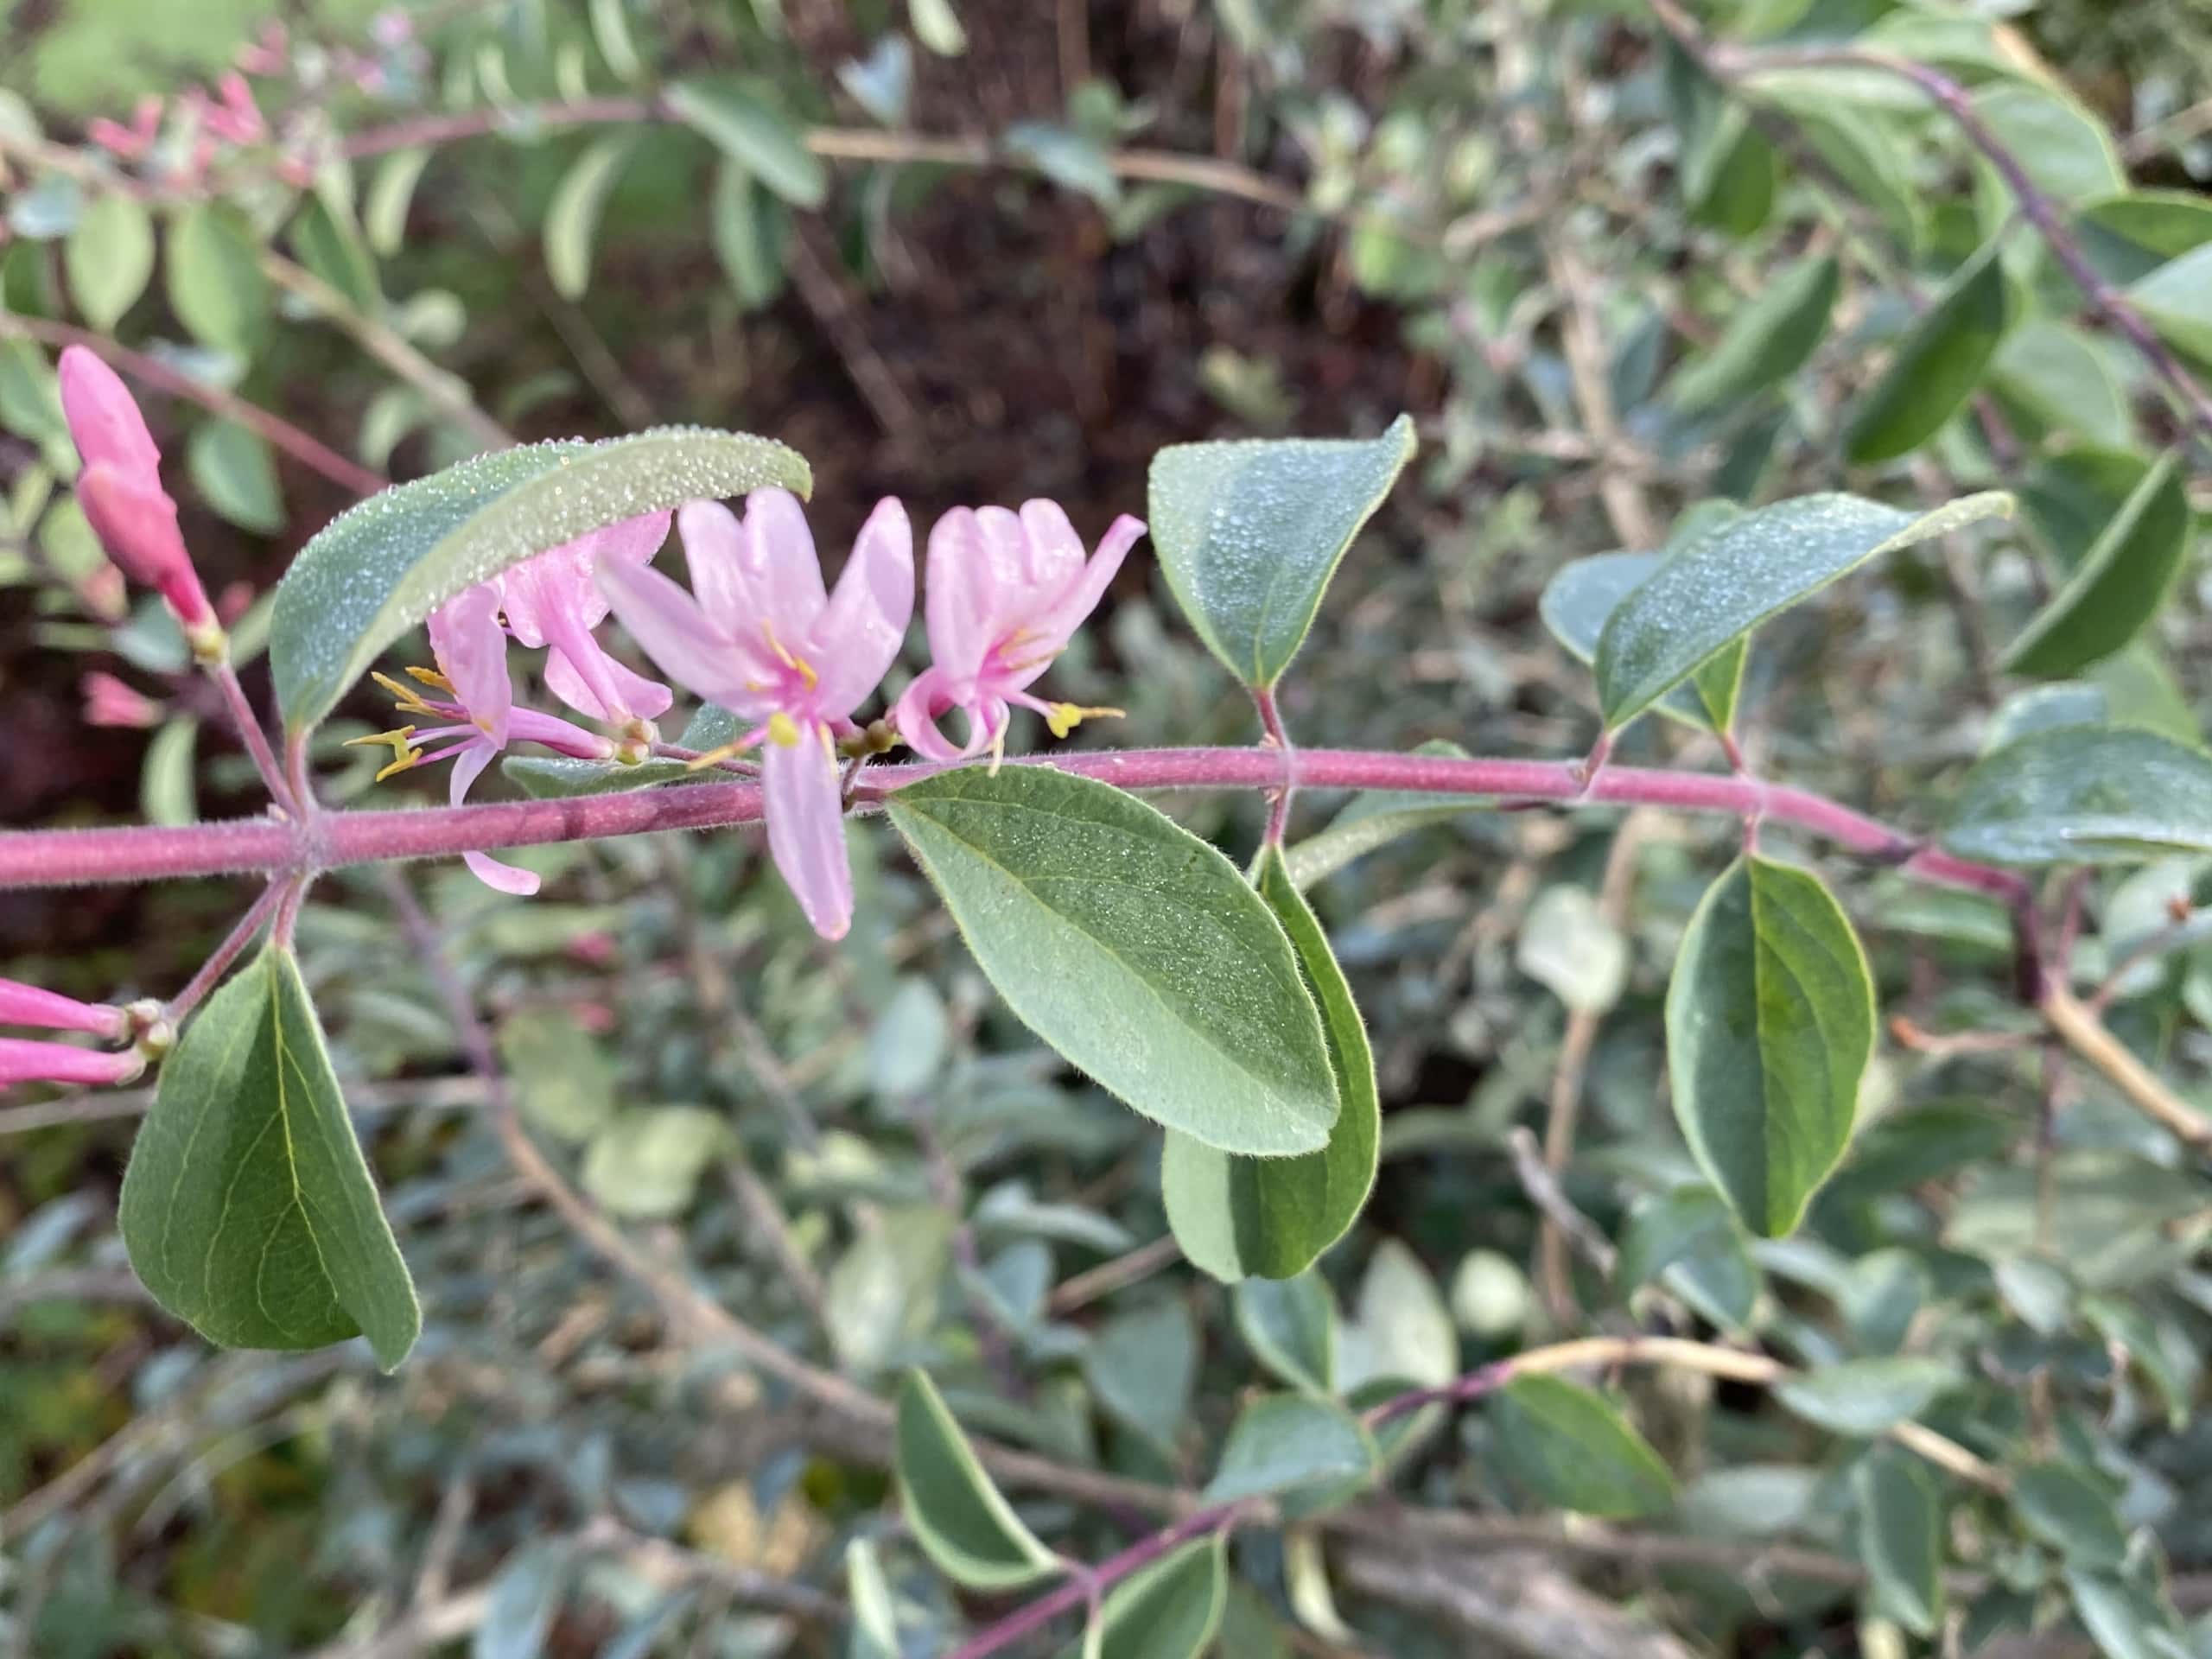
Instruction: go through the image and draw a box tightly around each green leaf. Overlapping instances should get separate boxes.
[580,1106,726,1220]
[1669,254,1839,413]
[1594,491,2012,732]
[1338,1239,1457,1392]
[1233,1274,1335,1395]
[166,202,270,359]
[270,429,808,732]
[1853,1447,1945,1636]
[588,0,645,80]
[545,136,635,302]
[2002,455,2190,678]
[0,338,63,444]
[664,80,828,209]
[292,194,380,315]
[1618,1183,1758,1331]
[1667,855,1875,1237]
[709,158,790,312]
[1147,416,1416,690]
[2066,1567,2192,1659]
[1067,1536,1226,1659]
[141,715,198,826]
[1161,846,1377,1278]
[886,766,1337,1157]
[896,1370,1059,1590]
[846,1539,899,1659]
[1971,83,2124,208]
[1005,124,1122,207]
[365,148,431,257]
[1542,550,1738,732]
[2127,243,2212,366]
[2076,191,2212,287]
[1842,240,2012,465]
[1084,1299,1197,1454]
[1487,1375,1678,1519]
[2019,447,2152,572]
[475,1543,566,1659]
[118,946,420,1369]
[1944,726,2212,867]
[64,193,154,331]
[1283,739,1490,888]
[1203,1395,1375,1503]
[1989,321,2133,449]
[1774,1357,1958,1435]
[188,421,284,534]
[2015,1462,2128,1569]
[497,1008,616,1142]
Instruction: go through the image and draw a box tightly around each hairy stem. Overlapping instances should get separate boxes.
[207,658,299,817]
[162,879,290,1022]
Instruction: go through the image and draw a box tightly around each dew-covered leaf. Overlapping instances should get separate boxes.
[1943,726,2212,867]
[270,430,807,731]
[887,766,1338,1157]
[1147,417,1414,690]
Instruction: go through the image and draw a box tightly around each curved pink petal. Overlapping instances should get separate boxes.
[762,727,852,940]
[922,507,1030,690]
[599,554,771,714]
[741,488,830,639]
[543,640,673,724]
[1016,499,1090,597]
[1029,512,1144,658]
[427,583,512,748]
[450,742,541,896]
[58,346,161,481]
[893,669,1005,762]
[0,977,125,1038]
[810,497,913,715]
[76,467,210,626]
[0,1037,140,1089]
[499,511,671,645]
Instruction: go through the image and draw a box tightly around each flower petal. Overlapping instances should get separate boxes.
[922,506,1028,690]
[499,511,671,645]
[427,582,513,748]
[810,496,913,715]
[543,639,674,723]
[0,976,125,1038]
[1029,512,1144,657]
[58,346,162,481]
[762,728,853,940]
[450,742,541,896]
[600,553,769,713]
[1016,499,1089,596]
[0,1036,140,1089]
[741,487,830,639]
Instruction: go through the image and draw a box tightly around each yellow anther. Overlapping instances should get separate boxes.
[405,665,456,694]
[370,671,435,716]
[345,726,423,782]
[1045,702,1125,740]
[685,740,751,772]
[766,711,803,748]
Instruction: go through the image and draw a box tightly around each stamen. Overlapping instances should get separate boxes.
[345,726,422,782]
[766,710,803,748]
[760,621,820,690]
[371,671,435,716]
[405,665,456,694]
[1046,703,1125,740]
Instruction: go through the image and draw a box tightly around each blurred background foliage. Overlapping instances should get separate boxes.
[5,0,2212,1656]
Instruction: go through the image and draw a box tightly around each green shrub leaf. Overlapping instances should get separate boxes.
[1853,1446,1946,1636]
[1842,240,2012,465]
[1944,726,2212,866]
[1595,491,2012,731]
[1161,846,1377,1277]
[1669,254,1840,413]
[270,429,808,732]
[664,80,827,209]
[118,946,420,1369]
[887,767,1338,1157]
[1775,1357,1958,1435]
[1204,1395,1376,1503]
[1147,417,1415,691]
[1667,855,1875,1237]
[896,1370,1059,1591]
[1488,1374,1679,1518]
[1233,1274,1336,1395]
[544,136,636,301]
[1071,1535,1226,1659]
[188,420,284,535]
[166,202,270,359]
[65,193,155,331]
[2002,454,2191,678]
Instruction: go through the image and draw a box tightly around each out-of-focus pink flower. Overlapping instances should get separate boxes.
[56,347,215,638]
[565,931,618,968]
[87,98,162,161]
[215,579,255,626]
[0,976,127,1039]
[207,73,266,143]
[81,671,161,729]
[237,22,288,75]
[601,490,913,940]
[498,515,674,729]
[0,1038,141,1090]
[894,504,1141,763]
[371,9,415,48]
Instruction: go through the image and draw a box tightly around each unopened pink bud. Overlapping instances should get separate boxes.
[0,977,128,1039]
[57,346,161,480]
[86,118,149,160]
[0,1037,141,1089]
[76,466,214,632]
[81,671,162,730]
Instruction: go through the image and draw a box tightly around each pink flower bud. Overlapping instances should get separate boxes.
[0,1038,142,1090]
[76,466,214,631]
[57,346,161,480]
[0,977,128,1039]
[81,671,162,730]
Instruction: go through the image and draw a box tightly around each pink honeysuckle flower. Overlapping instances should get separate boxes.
[86,97,162,161]
[56,347,216,639]
[236,22,288,75]
[496,514,675,729]
[80,671,162,729]
[600,490,914,941]
[0,977,127,1040]
[893,503,1143,763]
[350,584,616,897]
[0,1038,142,1090]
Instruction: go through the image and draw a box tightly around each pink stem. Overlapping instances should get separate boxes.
[1250,687,1295,848]
[208,659,299,816]
[0,746,2031,909]
[164,878,289,1020]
